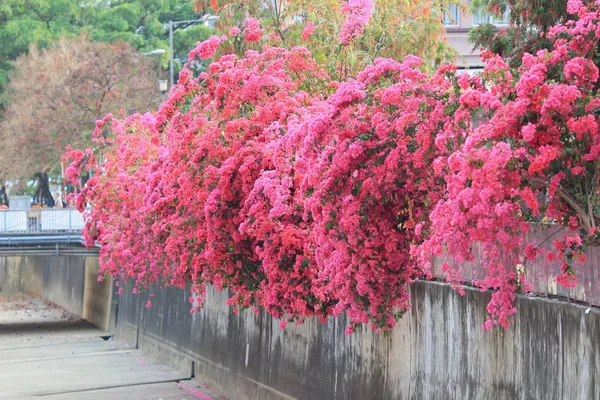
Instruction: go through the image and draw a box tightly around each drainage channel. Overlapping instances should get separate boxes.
[0,294,225,400]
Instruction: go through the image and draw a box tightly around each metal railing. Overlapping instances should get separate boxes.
[0,208,88,234]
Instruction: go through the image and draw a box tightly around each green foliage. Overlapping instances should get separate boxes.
[12,180,36,196]
[204,0,461,79]
[0,0,212,109]
[469,0,567,67]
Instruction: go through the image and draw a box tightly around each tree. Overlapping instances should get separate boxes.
[0,0,209,110]
[193,0,463,77]
[468,0,568,67]
[0,36,160,178]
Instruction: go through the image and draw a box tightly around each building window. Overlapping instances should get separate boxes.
[442,4,460,27]
[473,8,510,26]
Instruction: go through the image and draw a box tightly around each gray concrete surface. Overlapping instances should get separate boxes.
[4,253,600,400]
[111,281,600,400]
[0,294,225,399]
[0,254,113,331]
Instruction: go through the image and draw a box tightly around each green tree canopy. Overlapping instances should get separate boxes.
[468,0,568,67]
[0,36,162,178]
[0,0,213,109]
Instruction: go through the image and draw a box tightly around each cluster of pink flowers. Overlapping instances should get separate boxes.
[418,0,600,330]
[187,35,227,60]
[66,0,600,333]
[242,18,263,43]
[301,21,315,41]
[338,0,374,45]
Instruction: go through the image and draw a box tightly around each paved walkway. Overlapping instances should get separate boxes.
[0,294,225,399]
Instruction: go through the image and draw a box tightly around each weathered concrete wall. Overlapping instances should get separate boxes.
[83,257,112,330]
[39,255,86,316]
[0,254,111,330]
[4,255,598,399]
[111,281,600,400]
[0,257,22,293]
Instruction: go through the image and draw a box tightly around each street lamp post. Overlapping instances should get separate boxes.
[168,18,213,88]
[167,16,220,87]
[141,49,168,95]
[169,20,174,88]
[142,49,166,56]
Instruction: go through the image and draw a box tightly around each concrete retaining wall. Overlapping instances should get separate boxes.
[111,281,600,400]
[2,254,599,399]
[82,257,112,331]
[0,254,111,330]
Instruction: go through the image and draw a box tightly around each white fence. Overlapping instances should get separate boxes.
[0,211,28,233]
[0,208,87,234]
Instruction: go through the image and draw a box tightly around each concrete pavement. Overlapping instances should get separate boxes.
[0,294,225,399]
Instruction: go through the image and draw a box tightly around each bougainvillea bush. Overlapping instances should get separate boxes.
[418,0,600,329]
[67,0,600,332]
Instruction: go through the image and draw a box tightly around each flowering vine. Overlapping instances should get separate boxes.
[419,0,600,330]
[66,0,600,333]
[338,0,374,45]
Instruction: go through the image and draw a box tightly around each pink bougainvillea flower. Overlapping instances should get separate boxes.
[301,21,315,40]
[64,1,600,335]
[338,0,374,45]
[188,35,227,61]
[242,18,263,43]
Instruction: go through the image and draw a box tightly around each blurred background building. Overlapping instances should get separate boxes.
[444,2,509,69]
